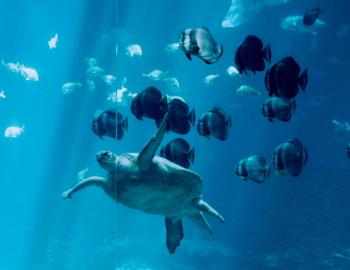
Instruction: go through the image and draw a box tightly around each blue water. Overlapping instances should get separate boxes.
[1,0,350,269]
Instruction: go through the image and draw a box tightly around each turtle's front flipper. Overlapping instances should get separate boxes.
[138,113,169,171]
[61,176,105,200]
[165,217,184,254]
[193,199,225,223]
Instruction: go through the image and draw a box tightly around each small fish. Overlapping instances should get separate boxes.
[86,79,96,91]
[0,90,5,99]
[235,155,271,183]
[281,15,325,35]
[131,87,168,121]
[163,77,180,90]
[204,74,220,86]
[86,65,104,78]
[303,7,321,26]
[197,106,231,141]
[236,85,261,96]
[272,137,308,177]
[126,44,142,57]
[101,74,117,86]
[160,138,195,169]
[142,69,168,80]
[261,97,296,122]
[92,110,128,140]
[4,125,24,138]
[48,33,58,49]
[165,42,180,54]
[265,56,308,99]
[62,82,82,95]
[85,57,98,67]
[179,27,223,64]
[332,120,350,131]
[235,35,271,74]
[107,85,128,104]
[1,60,20,73]
[161,96,196,135]
[77,168,89,181]
[226,66,240,77]
[18,64,39,81]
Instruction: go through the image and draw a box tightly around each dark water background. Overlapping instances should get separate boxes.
[0,0,350,269]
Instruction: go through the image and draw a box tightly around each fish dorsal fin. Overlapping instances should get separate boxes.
[138,113,169,171]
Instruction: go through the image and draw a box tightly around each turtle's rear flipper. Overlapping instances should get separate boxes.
[187,211,213,234]
[165,217,184,254]
[193,199,224,223]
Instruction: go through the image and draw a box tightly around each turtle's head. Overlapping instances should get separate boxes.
[96,151,117,171]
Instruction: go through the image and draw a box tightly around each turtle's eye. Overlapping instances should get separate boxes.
[103,152,110,157]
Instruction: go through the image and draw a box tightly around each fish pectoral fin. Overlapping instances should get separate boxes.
[185,53,192,61]
[165,217,184,254]
[187,211,213,234]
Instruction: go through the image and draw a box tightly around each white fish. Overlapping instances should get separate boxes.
[101,74,117,86]
[62,82,82,94]
[86,65,104,78]
[163,77,180,90]
[236,85,261,96]
[48,33,58,49]
[222,0,289,28]
[77,168,89,181]
[1,60,20,73]
[142,69,167,80]
[0,90,5,99]
[18,64,39,81]
[226,66,240,77]
[86,79,96,91]
[125,44,142,57]
[281,15,325,35]
[107,85,128,104]
[85,57,98,67]
[165,42,180,54]
[4,125,24,138]
[332,119,350,131]
[204,74,220,86]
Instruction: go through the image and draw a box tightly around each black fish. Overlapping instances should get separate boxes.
[303,6,321,26]
[235,155,271,183]
[157,97,195,134]
[235,35,271,74]
[265,56,308,100]
[179,27,223,64]
[261,97,296,122]
[131,87,167,121]
[92,109,128,140]
[347,143,350,159]
[272,138,308,177]
[197,106,231,141]
[160,138,195,168]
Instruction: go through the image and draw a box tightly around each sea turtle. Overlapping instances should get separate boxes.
[61,113,224,254]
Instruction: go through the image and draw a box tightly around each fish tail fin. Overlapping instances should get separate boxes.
[265,163,272,179]
[227,115,232,128]
[122,117,128,131]
[298,69,308,91]
[291,98,297,112]
[263,44,272,63]
[189,109,196,126]
[188,148,195,164]
[185,53,192,61]
[160,96,168,112]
